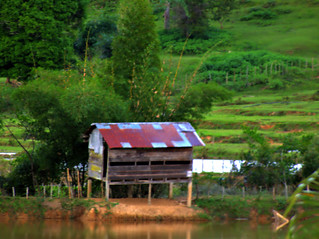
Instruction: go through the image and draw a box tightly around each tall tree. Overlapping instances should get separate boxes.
[185,0,208,37]
[111,0,161,97]
[208,0,238,29]
[0,0,86,81]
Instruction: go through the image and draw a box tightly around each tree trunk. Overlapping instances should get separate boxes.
[6,126,38,191]
[219,20,224,30]
[164,2,170,30]
[5,77,11,84]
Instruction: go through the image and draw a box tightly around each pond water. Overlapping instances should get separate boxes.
[0,220,286,239]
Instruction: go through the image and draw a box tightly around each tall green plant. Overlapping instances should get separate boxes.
[111,0,161,97]
[284,168,319,239]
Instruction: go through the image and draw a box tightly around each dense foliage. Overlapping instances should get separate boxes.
[0,0,86,81]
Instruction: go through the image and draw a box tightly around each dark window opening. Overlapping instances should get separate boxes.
[136,161,149,166]
[166,161,190,165]
[151,161,164,165]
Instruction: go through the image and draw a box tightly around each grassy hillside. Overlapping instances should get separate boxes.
[215,0,319,57]
[1,0,318,160]
[194,77,319,159]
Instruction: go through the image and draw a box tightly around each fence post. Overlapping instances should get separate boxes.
[278,64,281,75]
[43,184,46,197]
[77,170,81,198]
[50,183,53,199]
[312,58,314,71]
[272,186,276,200]
[222,186,225,199]
[12,187,15,197]
[265,64,268,76]
[284,183,288,199]
[226,72,228,84]
[26,187,29,199]
[242,187,245,198]
[67,168,72,199]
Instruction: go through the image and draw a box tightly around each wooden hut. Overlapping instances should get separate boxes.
[84,122,205,206]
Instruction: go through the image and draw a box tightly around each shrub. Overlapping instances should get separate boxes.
[159,28,231,55]
[268,79,284,89]
[197,51,309,91]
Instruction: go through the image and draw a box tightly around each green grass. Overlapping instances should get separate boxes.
[0,146,22,153]
[222,0,319,57]
[198,77,319,158]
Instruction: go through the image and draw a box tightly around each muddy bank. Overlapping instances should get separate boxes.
[0,198,204,222]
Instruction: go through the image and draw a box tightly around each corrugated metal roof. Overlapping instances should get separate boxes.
[90,122,205,149]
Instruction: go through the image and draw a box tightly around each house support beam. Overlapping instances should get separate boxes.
[105,146,110,201]
[148,184,152,205]
[105,180,109,200]
[187,180,192,207]
[169,182,173,199]
[87,179,92,198]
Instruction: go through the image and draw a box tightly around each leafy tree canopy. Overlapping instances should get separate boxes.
[0,0,87,81]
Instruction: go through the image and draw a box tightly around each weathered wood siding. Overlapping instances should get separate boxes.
[88,149,104,180]
[107,148,193,185]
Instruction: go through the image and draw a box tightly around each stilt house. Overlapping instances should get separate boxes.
[84,122,205,206]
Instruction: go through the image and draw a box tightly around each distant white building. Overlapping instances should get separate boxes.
[193,159,243,173]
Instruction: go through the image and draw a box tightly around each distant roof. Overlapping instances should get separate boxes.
[87,122,205,149]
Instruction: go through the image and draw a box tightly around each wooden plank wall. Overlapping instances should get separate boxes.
[88,149,104,180]
[107,148,193,185]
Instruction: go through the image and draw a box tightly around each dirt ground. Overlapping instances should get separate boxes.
[107,198,201,221]
[40,198,203,222]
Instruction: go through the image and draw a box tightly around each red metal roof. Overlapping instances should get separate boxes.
[90,122,205,149]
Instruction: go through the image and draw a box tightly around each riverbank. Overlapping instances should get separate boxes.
[0,197,203,222]
[0,196,288,223]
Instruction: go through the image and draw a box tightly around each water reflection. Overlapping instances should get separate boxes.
[0,219,285,239]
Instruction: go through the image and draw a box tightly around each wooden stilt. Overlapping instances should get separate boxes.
[187,181,192,207]
[148,184,152,205]
[169,183,173,199]
[128,185,133,198]
[105,179,109,201]
[105,146,110,201]
[87,179,92,198]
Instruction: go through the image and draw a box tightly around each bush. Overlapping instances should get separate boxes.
[268,79,285,89]
[197,51,309,91]
[159,28,231,55]
[240,9,277,21]
[74,16,117,59]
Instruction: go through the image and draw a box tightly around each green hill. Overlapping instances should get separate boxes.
[1,0,319,160]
